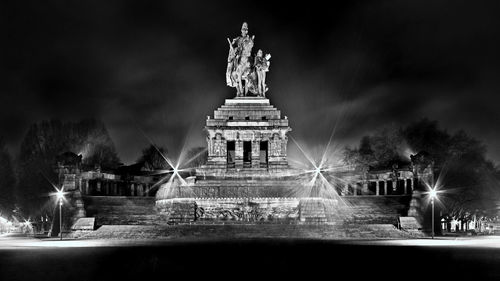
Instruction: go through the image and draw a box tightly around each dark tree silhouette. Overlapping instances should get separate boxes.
[344,118,500,222]
[343,125,406,170]
[0,137,16,217]
[136,145,171,171]
[184,147,208,168]
[16,119,121,216]
[402,118,451,166]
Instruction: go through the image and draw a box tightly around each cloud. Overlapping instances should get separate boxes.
[1,0,500,164]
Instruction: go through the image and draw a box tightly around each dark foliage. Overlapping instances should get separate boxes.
[184,147,208,168]
[16,119,121,216]
[0,138,16,217]
[344,118,500,220]
[136,144,171,171]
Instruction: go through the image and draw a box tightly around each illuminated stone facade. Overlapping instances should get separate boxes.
[203,97,290,172]
[155,96,432,225]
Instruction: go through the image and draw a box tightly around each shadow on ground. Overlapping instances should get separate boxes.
[1,238,500,281]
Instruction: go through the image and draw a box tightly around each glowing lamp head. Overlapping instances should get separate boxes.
[56,190,64,200]
[429,188,437,199]
[172,166,180,178]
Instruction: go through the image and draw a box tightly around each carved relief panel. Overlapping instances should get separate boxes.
[270,133,282,157]
[213,133,226,157]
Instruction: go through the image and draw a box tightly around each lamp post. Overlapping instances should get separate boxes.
[429,188,437,239]
[56,190,64,241]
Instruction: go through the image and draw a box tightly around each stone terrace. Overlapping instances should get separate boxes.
[81,195,412,227]
[72,224,423,240]
[83,196,162,226]
[344,196,411,225]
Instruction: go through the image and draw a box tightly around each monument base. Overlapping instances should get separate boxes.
[156,197,346,224]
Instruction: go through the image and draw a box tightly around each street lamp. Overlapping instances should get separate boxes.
[56,189,64,240]
[429,188,437,239]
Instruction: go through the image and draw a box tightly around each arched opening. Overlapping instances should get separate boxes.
[386,181,393,195]
[356,182,362,195]
[243,141,252,167]
[397,179,405,195]
[368,181,377,195]
[406,179,413,194]
[260,141,268,167]
[379,181,385,195]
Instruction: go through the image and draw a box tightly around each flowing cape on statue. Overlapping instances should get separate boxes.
[226,43,237,87]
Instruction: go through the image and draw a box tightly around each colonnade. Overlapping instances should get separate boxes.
[81,180,152,197]
[343,178,416,196]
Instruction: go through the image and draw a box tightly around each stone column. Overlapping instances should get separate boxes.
[411,178,415,191]
[383,181,388,195]
[130,183,135,196]
[251,140,260,168]
[376,181,380,196]
[235,140,244,169]
[352,184,357,196]
[77,178,82,192]
[281,137,288,158]
[404,179,408,195]
[84,180,89,195]
[207,138,214,159]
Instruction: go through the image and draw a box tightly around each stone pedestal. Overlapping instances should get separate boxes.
[204,97,290,173]
[156,199,197,224]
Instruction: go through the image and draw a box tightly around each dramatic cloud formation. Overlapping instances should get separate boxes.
[2,1,500,164]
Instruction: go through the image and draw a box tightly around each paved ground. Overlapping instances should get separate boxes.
[1,233,500,280]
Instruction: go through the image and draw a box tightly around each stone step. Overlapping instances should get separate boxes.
[193,182,300,186]
[83,196,159,226]
[82,195,411,227]
[74,224,422,240]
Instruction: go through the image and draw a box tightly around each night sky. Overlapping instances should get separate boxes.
[2,1,500,164]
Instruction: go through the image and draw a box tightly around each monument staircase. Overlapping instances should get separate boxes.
[82,196,162,226]
[73,223,422,240]
[343,195,411,225]
[75,193,420,239]
[79,194,413,228]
